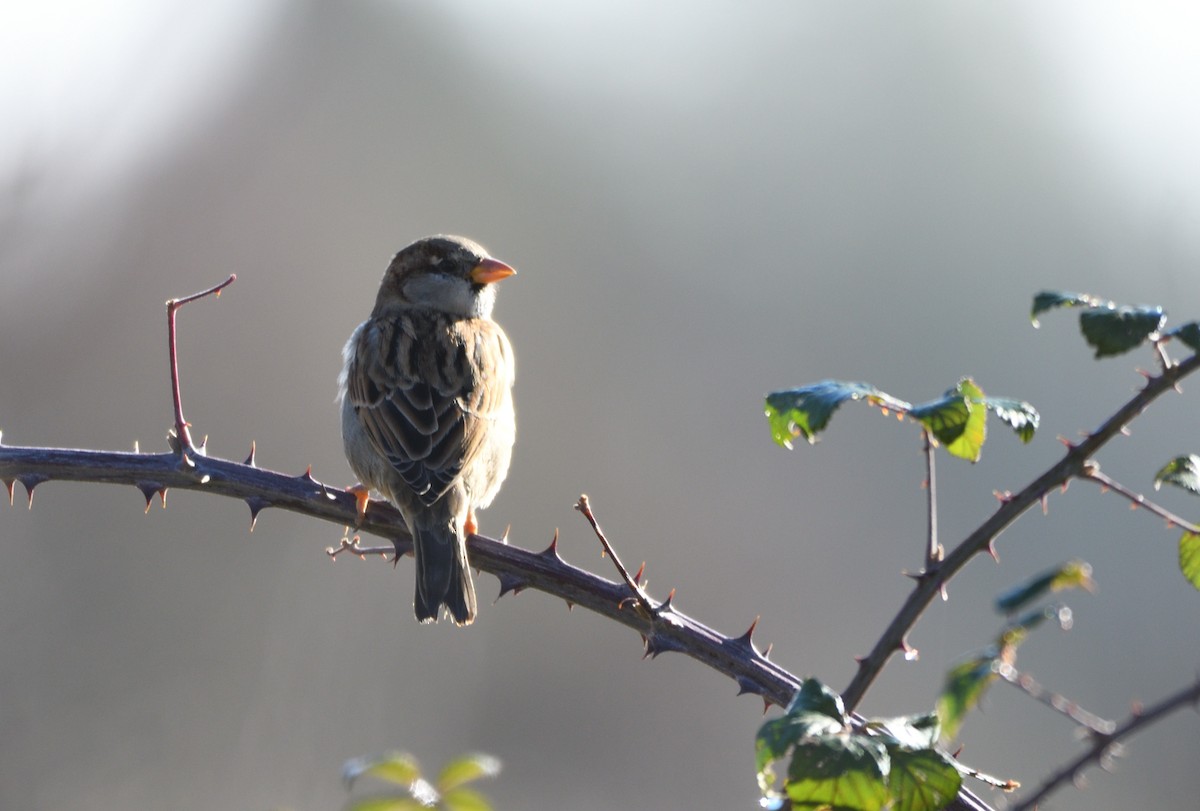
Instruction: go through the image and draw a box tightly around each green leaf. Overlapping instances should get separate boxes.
[437,755,501,793]
[936,655,998,740]
[785,736,890,811]
[980,397,1039,443]
[757,712,845,784]
[1154,455,1200,495]
[441,787,494,811]
[1168,321,1200,352]
[910,379,987,462]
[765,381,911,449]
[788,677,849,721]
[1180,531,1200,591]
[344,752,423,791]
[886,747,962,811]
[994,560,1095,615]
[1031,290,1106,326]
[1079,304,1166,358]
[864,713,942,750]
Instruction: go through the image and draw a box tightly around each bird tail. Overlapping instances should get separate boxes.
[412,517,477,626]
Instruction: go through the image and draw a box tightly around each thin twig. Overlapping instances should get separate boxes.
[1011,677,1200,811]
[166,274,236,453]
[922,428,943,573]
[1080,466,1200,534]
[574,494,656,617]
[995,662,1115,735]
[842,352,1200,712]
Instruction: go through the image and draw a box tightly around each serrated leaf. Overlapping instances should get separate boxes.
[937,655,998,740]
[1079,305,1166,358]
[441,787,494,811]
[765,382,911,449]
[994,560,1094,615]
[911,379,987,462]
[1169,321,1200,352]
[437,754,501,793]
[1154,455,1200,495]
[785,736,890,811]
[886,747,962,811]
[344,752,423,791]
[1031,290,1106,326]
[981,397,1039,443]
[1180,531,1200,591]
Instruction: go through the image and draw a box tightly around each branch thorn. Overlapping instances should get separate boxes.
[244,441,256,467]
[538,528,562,560]
[18,474,47,508]
[245,496,270,531]
[4,479,13,507]
[136,481,167,512]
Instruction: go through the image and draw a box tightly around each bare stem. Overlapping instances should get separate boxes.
[166,274,236,453]
[1012,677,1200,811]
[923,428,941,572]
[995,662,1114,735]
[1080,466,1200,534]
[574,494,656,617]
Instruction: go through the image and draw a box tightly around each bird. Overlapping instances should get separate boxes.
[339,235,517,625]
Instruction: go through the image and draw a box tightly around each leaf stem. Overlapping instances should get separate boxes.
[166,274,236,453]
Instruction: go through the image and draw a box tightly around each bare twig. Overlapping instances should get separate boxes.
[922,428,946,589]
[1080,466,1200,534]
[574,494,656,617]
[842,353,1200,712]
[995,662,1115,736]
[1012,677,1200,811]
[166,274,236,454]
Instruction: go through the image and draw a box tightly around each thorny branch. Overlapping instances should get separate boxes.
[4,276,1197,811]
[1080,466,1200,534]
[842,350,1200,713]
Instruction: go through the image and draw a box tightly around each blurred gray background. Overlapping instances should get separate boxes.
[2,2,1199,809]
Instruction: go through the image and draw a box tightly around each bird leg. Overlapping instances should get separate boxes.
[347,483,371,526]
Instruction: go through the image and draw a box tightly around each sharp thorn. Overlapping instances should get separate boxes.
[501,523,511,543]
[987,541,1000,562]
[736,676,763,697]
[633,561,646,585]
[245,497,270,531]
[495,572,527,600]
[18,474,48,508]
[136,481,166,513]
[298,465,316,483]
[244,440,257,467]
[762,642,773,660]
[657,588,676,612]
[4,479,13,507]
[133,439,140,453]
[733,616,761,649]
[538,528,562,560]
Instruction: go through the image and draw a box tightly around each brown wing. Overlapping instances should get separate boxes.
[346,311,511,505]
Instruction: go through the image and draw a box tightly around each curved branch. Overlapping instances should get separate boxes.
[0,443,799,705]
[842,352,1200,711]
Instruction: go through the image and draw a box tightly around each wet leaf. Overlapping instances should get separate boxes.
[784,736,890,811]
[1168,321,1200,352]
[981,397,1039,443]
[765,382,911,448]
[1079,304,1166,358]
[911,379,987,462]
[344,752,423,790]
[1031,291,1106,326]
[437,754,501,793]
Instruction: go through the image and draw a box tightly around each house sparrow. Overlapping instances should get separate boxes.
[339,235,516,625]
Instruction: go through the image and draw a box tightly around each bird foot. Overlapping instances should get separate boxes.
[347,483,371,526]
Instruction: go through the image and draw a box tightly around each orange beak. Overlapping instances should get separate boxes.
[470,257,517,285]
